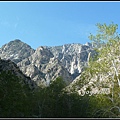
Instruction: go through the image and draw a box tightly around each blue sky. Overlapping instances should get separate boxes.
[0,1,120,49]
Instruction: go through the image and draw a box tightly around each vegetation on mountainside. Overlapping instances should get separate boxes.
[0,71,35,117]
[0,73,90,118]
[76,22,120,118]
[0,22,120,118]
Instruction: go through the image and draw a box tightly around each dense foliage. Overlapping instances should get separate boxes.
[0,73,91,118]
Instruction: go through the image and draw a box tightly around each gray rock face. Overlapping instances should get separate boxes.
[0,40,94,87]
[18,46,73,87]
[44,57,73,85]
[0,39,35,63]
[48,43,94,78]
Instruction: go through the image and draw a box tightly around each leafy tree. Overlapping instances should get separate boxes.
[86,22,120,118]
[89,22,119,48]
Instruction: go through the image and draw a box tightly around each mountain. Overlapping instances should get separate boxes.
[0,58,40,117]
[0,39,35,63]
[48,43,95,78]
[1,23,119,118]
[0,58,36,89]
[65,39,120,96]
[0,39,95,87]
[17,46,73,87]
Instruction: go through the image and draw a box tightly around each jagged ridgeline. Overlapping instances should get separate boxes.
[0,39,96,118]
[0,39,95,87]
[0,22,120,118]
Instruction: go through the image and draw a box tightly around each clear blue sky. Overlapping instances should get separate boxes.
[0,1,120,49]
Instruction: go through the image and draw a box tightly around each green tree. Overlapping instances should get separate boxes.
[86,22,120,118]
[89,22,119,48]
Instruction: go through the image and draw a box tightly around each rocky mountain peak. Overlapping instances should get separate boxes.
[48,43,94,76]
[0,39,35,63]
[0,40,95,87]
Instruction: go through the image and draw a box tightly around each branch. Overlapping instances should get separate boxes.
[112,60,120,87]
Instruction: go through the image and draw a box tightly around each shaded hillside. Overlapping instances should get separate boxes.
[0,59,36,89]
[0,59,37,117]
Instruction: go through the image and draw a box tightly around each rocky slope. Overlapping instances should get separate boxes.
[48,42,95,78]
[17,46,73,87]
[65,40,120,96]
[0,39,35,63]
[0,58,36,89]
[0,39,95,87]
